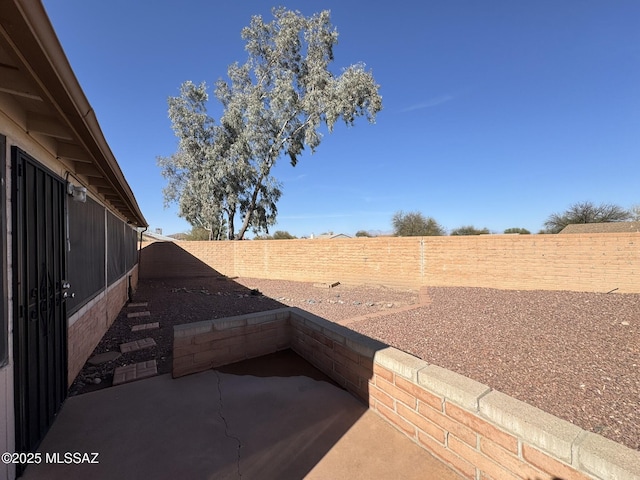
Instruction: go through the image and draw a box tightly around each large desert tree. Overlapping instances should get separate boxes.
[157,83,231,240]
[159,8,382,239]
[543,201,631,233]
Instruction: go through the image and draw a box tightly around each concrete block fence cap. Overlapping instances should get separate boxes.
[344,330,387,360]
[576,431,640,480]
[174,321,214,337]
[417,364,490,411]
[374,347,429,381]
[479,390,581,462]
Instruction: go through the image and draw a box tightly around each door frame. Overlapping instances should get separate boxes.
[0,134,7,368]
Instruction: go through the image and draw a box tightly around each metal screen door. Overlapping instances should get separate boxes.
[11,147,68,462]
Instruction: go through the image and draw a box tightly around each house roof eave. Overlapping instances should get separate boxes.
[0,0,147,227]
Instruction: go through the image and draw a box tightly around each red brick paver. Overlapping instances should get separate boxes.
[120,338,156,353]
[112,360,158,385]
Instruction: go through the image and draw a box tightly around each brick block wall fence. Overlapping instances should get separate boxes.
[173,308,640,480]
[174,233,639,293]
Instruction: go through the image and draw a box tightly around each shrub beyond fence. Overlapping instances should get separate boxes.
[174,233,639,293]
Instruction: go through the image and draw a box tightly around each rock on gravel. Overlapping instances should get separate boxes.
[233,278,419,322]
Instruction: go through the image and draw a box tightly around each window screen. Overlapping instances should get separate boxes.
[67,196,105,314]
[107,211,125,285]
[124,224,138,271]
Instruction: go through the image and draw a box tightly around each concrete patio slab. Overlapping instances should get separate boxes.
[22,367,461,480]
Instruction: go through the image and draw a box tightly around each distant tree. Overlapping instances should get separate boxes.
[450,225,490,236]
[355,230,372,237]
[272,230,297,240]
[503,227,530,234]
[630,205,640,221]
[175,225,227,241]
[159,8,382,240]
[169,233,189,240]
[184,227,214,241]
[543,201,631,234]
[392,211,445,236]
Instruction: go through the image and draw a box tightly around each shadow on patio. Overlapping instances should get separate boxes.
[22,241,461,480]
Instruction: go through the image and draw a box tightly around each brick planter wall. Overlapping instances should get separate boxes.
[67,267,138,384]
[172,308,640,480]
[172,308,291,378]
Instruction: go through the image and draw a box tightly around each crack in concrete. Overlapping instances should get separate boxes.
[215,371,243,478]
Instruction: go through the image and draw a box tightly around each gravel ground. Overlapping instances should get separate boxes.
[233,277,419,321]
[70,277,639,451]
[348,287,640,451]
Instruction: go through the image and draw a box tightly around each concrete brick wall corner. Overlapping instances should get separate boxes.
[173,241,235,277]
[288,307,386,402]
[172,308,291,378]
[170,308,640,479]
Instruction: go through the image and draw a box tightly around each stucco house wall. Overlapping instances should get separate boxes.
[0,2,147,478]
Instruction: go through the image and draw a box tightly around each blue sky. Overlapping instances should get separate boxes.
[43,1,640,237]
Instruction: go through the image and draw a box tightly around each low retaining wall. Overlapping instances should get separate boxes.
[172,309,292,378]
[173,308,640,480]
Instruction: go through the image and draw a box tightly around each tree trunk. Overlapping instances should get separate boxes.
[235,177,264,240]
[227,209,235,240]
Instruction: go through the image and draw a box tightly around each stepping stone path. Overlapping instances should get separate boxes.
[120,337,156,353]
[107,300,160,386]
[131,322,159,332]
[128,302,148,308]
[112,360,158,385]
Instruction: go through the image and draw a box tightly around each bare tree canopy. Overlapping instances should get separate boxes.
[159,8,382,239]
[543,201,631,234]
[392,211,445,236]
